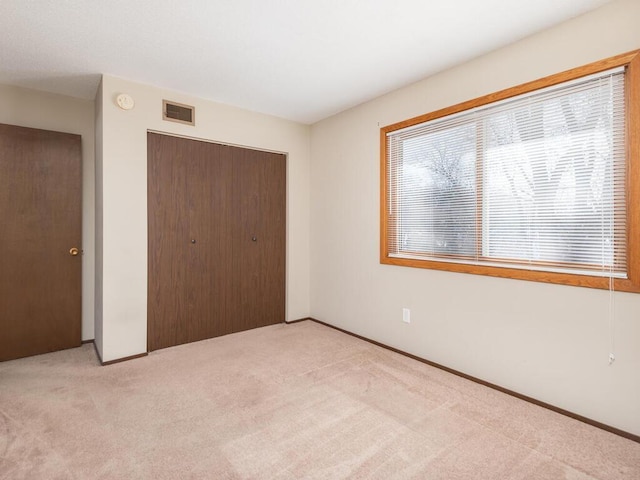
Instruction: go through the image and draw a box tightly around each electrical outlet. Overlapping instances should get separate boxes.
[608,353,615,365]
[402,308,411,324]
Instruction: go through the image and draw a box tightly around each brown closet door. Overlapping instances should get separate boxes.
[147,132,191,351]
[186,140,234,343]
[231,148,286,332]
[148,133,284,352]
[0,123,82,361]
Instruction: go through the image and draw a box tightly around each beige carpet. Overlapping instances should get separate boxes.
[0,320,638,479]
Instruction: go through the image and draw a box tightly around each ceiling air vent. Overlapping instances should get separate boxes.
[163,100,195,126]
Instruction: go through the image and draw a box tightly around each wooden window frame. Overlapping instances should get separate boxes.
[380,50,640,293]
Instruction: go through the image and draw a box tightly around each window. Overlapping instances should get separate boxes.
[380,51,640,292]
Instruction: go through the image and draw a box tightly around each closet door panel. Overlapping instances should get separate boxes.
[231,148,286,333]
[231,148,261,333]
[147,132,191,351]
[254,151,286,328]
[187,141,233,342]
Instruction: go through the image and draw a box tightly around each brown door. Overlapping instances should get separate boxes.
[186,139,235,343]
[231,147,286,332]
[147,133,285,352]
[0,123,82,362]
[147,133,191,350]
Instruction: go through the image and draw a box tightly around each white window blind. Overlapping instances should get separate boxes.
[386,67,627,277]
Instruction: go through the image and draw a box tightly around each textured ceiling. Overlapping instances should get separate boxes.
[1,0,613,124]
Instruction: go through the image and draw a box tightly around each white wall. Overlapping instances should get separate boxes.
[0,84,96,341]
[97,75,311,362]
[310,0,640,436]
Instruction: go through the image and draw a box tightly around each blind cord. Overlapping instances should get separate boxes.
[608,272,615,365]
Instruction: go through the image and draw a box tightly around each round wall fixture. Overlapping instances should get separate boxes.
[116,93,135,110]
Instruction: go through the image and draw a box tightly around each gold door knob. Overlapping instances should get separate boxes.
[69,247,80,256]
